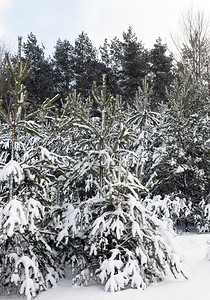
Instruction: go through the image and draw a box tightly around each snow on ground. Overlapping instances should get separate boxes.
[1,233,210,300]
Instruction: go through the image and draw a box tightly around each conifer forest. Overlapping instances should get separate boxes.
[0,24,209,300]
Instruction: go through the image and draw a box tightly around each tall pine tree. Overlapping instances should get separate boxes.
[149,38,174,107]
[52,38,74,98]
[72,32,101,98]
[23,33,55,108]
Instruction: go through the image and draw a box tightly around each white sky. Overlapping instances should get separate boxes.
[0,0,210,56]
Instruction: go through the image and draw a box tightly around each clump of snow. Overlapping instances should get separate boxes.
[27,198,44,233]
[0,160,24,183]
[98,248,146,292]
[175,165,185,173]
[1,197,27,236]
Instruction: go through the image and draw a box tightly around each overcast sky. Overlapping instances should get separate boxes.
[0,0,210,56]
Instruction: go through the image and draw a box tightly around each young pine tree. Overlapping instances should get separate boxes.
[0,37,62,300]
[57,75,186,292]
[150,70,210,231]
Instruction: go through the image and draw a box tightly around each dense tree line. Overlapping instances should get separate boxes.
[0,28,174,109]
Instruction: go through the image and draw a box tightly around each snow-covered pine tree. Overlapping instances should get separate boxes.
[149,70,210,232]
[125,78,192,230]
[0,37,63,299]
[57,75,186,292]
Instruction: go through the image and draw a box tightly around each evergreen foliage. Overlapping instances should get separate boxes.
[52,38,74,98]
[72,32,102,98]
[149,70,210,231]
[16,29,175,106]
[57,76,186,292]
[0,37,62,299]
[121,27,150,100]
[0,27,209,299]
[99,39,117,95]
[23,33,55,107]
[149,38,174,105]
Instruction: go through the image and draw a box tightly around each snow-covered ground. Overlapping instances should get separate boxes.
[1,233,210,300]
